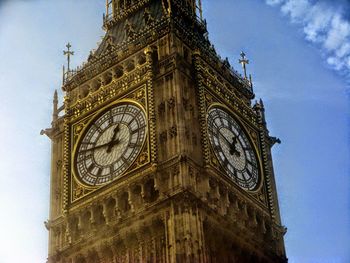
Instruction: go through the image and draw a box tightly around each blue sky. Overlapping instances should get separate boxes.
[0,1,349,262]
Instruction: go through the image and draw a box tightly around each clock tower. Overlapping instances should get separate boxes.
[44,0,287,262]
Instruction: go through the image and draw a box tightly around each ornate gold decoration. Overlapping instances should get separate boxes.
[46,2,286,261]
[73,184,84,199]
[68,85,151,202]
[137,152,149,166]
[143,7,154,26]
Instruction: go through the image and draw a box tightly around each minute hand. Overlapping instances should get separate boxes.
[218,131,233,148]
[79,139,120,153]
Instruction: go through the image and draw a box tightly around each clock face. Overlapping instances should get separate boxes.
[74,103,147,186]
[207,107,259,191]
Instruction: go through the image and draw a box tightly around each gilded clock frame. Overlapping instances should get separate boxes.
[68,86,151,203]
[206,102,264,193]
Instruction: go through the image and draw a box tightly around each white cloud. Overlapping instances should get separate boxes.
[265,0,350,80]
[336,42,350,58]
[324,14,350,51]
[303,3,333,42]
[281,0,310,22]
[266,0,283,6]
[327,56,344,71]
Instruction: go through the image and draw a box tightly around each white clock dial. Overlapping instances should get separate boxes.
[75,103,147,186]
[207,107,259,191]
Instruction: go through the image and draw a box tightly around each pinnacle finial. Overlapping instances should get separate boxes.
[54,89,58,102]
[63,42,74,72]
[239,51,249,79]
[53,89,59,122]
[259,98,264,108]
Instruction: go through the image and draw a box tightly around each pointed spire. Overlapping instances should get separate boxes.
[253,99,266,125]
[258,99,266,125]
[259,98,264,109]
[53,90,58,122]
[54,89,58,102]
[249,74,253,88]
[196,0,203,21]
[62,65,65,86]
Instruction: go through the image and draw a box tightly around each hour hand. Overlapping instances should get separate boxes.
[106,124,121,153]
[106,138,120,153]
[229,137,241,157]
[229,148,241,157]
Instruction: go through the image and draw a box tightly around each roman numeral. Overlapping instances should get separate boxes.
[223,158,229,167]
[244,170,252,180]
[219,117,224,126]
[213,145,222,152]
[128,142,140,148]
[109,165,114,174]
[251,175,257,183]
[120,105,128,123]
[243,146,252,151]
[121,156,130,166]
[81,141,95,146]
[246,164,253,172]
[108,110,113,125]
[93,124,103,133]
[131,125,146,135]
[237,127,243,137]
[247,159,257,168]
[233,169,238,178]
[87,163,94,172]
[78,153,93,162]
[228,121,233,131]
[128,110,142,125]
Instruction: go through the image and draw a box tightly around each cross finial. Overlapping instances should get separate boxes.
[239,51,249,79]
[63,42,74,72]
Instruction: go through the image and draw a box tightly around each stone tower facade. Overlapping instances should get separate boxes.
[44,0,287,262]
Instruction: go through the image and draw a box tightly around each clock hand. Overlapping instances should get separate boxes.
[106,124,120,153]
[217,130,232,147]
[217,131,240,157]
[79,125,122,154]
[81,138,121,153]
[111,124,120,142]
[106,138,120,153]
[229,136,241,157]
[79,124,121,154]
[79,139,119,153]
